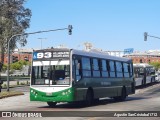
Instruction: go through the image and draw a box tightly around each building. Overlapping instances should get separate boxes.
[124,50,160,63]
[1,47,160,64]
[0,48,33,64]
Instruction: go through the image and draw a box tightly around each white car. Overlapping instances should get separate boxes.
[155,73,160,82]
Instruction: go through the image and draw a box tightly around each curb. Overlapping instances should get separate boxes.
[135,82,160,94]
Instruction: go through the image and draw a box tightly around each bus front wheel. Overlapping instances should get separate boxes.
[47,102,57,107]
[85,89,93,106]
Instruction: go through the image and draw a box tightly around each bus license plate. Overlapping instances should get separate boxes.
[46,92,52,96]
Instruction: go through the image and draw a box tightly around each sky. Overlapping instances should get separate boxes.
[23,0,160,52]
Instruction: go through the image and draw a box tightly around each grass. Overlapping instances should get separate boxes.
[0,91,24,99]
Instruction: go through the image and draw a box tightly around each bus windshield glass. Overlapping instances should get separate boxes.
[31,60,70,85]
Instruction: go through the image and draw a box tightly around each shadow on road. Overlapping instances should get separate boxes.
[38,96,147,110]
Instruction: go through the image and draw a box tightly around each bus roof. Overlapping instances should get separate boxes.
[71,49,132,62]
[33,48,132,63]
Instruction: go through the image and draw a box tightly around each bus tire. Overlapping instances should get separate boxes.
[85,89,93,106]
[93,98,99,104]
[113,87,126,101]
[131,82,135,93]
[120,87,127,101]
[47,102,57,107]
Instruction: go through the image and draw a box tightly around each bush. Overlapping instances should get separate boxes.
[3,84,7,88]
[2,64,7,71]
[9,69,14,74]
[27,81,30,85]
[20,82,25,85]
[10,62,23,70]
[149,62,160,71]
[17,81,19,85]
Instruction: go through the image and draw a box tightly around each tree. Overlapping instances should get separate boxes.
[10,62,23,70]
[0,0,31,71]
[149,62,160,71]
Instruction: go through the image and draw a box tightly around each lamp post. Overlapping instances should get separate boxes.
[38,38,47,49]
[6,25,73,91]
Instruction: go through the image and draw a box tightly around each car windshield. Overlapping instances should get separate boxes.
[31,60,70,85]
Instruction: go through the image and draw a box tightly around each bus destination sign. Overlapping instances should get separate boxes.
[33,51,70,60]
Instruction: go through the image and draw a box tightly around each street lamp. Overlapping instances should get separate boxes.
[38,38,47,49]
[6,25,73,91]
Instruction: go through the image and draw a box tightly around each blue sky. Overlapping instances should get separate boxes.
[23,0,160,51]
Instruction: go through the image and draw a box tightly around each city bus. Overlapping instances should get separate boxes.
[30,48,135,107]
[133,63,155,86]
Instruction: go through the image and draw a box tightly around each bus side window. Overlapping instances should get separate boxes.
[109,61,116,77]
[128,63,133,77]
[75,59,82,81]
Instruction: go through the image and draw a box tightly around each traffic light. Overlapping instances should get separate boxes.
[68,25,73,35]
[144,32,148,41]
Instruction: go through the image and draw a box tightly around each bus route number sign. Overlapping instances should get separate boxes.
[33,51,69,60]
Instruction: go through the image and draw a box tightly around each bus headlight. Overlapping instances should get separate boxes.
[62,92,66,95]
[68,89,71,93]
[62,89,72,96]
[31,90,38,96]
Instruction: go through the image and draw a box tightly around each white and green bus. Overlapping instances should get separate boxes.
[30,48,135,107]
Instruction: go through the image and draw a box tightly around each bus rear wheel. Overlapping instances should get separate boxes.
[47,102,57,107]
[113,87,127,101]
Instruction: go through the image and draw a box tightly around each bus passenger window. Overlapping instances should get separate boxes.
[75,59,82,81]
[82,57,91,77]
[116,61,123,77]
[129,64,133,77]
[101,60,109,77]
[109,61,115,77]
[123,63,129,77]
[92,58,100,77]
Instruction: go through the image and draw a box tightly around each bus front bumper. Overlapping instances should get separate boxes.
[30,87,75,102]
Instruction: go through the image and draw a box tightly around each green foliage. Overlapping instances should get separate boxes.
[2,84,7,88]
[149,62,160,71]
[17,81,19,85]
[18,60,29,66]
[2,64,7,71]
[10,60,30,70]
[10,62,23,70]
[0,0,32,67]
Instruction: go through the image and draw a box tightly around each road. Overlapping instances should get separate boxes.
[0,83,160,120]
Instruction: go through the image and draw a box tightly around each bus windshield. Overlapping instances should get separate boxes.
[31,60,70,85]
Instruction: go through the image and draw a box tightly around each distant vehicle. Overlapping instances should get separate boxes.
[30,48,135,107]
[133,63,156,87]
[155,72,160,82]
